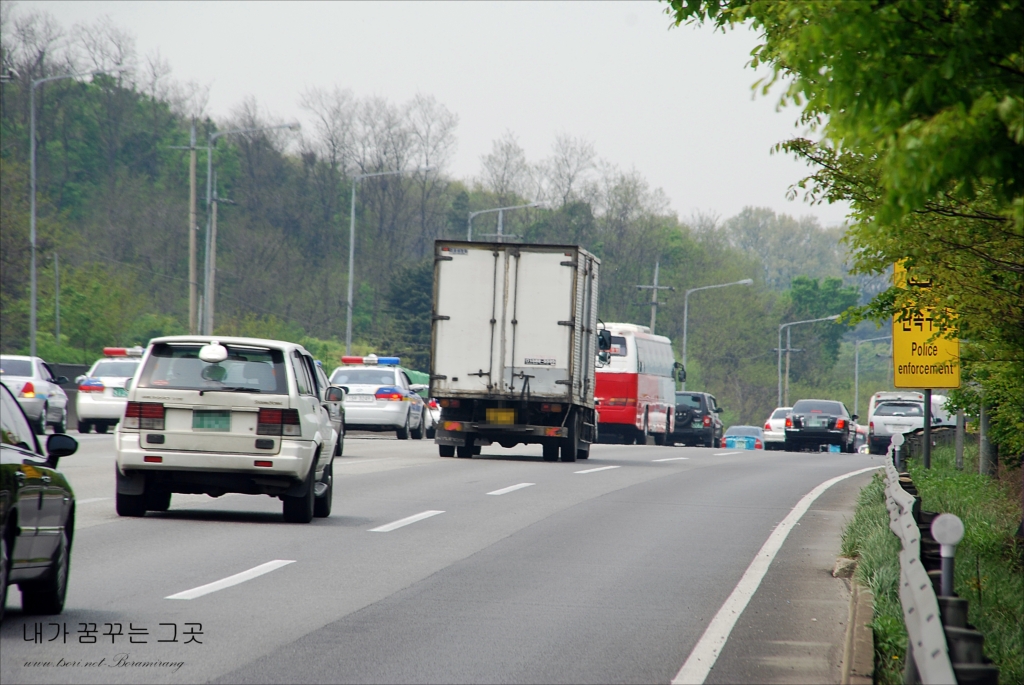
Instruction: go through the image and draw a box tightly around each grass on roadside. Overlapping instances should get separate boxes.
[841,445,1023,685]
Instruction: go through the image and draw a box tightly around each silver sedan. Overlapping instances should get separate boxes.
[0,355,70,434]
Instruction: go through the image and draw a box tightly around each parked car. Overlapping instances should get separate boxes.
[668,391,724,447]
[114,336,343,522]
[75,346,143,434]
[761,406,792,450]
[724,425,764,450]
[1,381,79,620]
[329,355,427,440]
[784,399,858,453]
[0,355,70,435]
[867,400,942,455]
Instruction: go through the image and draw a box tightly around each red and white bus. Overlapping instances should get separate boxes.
[595,323,680,444]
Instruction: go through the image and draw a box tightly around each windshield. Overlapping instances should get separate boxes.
[792,400,846,415]
[91,360,140,378]
[875,402,923,417]
[137,343,286,394]
[726,426,761,437]
[0,359,33,377]
[331,368,397,385]
[675,393,703,409]
[608,336,628,357]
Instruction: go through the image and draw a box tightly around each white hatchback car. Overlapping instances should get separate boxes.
[75,347,143,434]
[0,355,70,434]
[329,356,427,439]
[762,406,792,450]
[114,336,344,523]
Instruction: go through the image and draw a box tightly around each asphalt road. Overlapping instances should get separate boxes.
[1,432,884,684]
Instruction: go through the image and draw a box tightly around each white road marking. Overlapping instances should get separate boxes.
[333,458,388,466]
[369,510,445,532]
[713,451,741,456]
[574,465,621,474]
[76,497,111,505]
[165,559,295,600]
[671,465,881,684]
[653,457,690,462]
[487,483,535,496]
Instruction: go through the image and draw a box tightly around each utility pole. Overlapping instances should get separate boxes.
[636,261,673,334]
[188,119,198,334]
[204,173,235,335]
[53,252,60,343]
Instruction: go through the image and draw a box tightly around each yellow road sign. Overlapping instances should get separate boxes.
[892,261,960,389]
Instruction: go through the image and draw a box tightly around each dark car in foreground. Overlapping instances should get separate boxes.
[1,382,79,620]
[669,391,724,447]
[784,399,857,453]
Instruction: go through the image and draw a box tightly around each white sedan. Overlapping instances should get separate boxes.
[0,355,70,434]
[329,358,427,440]
[762,406,792,450]
[75,347,143,433]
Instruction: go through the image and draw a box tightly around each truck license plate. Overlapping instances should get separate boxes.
[193,410,231,431]
[486,408,516,425]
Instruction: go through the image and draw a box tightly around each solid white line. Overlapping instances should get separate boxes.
[653,457,690,462]
[487,483,535,496]
[165,560,295,600]
[369,510,445,532]
[713,451,741,456]
[574,465,621,474]
[671,465,881,685]
[76,497,111,505]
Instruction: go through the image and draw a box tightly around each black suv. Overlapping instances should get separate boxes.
[670,391,724,447]
[784,399,857,453]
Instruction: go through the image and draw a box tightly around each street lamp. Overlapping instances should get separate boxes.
[202,122,300,334]
[681,278,753,390]
[777,314,841,406]
[29,70,103,356]
[855,335,891,419]
[345,165,435,354]
[467,202,541,242]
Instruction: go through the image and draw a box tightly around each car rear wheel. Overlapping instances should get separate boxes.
[77,420,91,434]
[396,413,410,440]
[50,409,67,434]
[21,528,69,615]
[116,489,147,517]
[410,409,425,440]
[0,527,10,623]
[146,490,171,512]
[283,462,316,523]
[313,462,333,518]
[33,408,47,435]
[95,423,109,434]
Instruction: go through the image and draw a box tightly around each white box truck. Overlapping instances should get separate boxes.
[430,240,602,462]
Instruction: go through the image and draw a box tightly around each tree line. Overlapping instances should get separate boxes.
[2,6,891,428]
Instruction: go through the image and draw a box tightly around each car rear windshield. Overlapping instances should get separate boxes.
[91,360,140,378]
[726,426,761,437]
[875,402,923,416]
[675,393,703,409]
[792,400,845,415]
[771,408,790,419]
[331,368,397,385]
[137,343,286,394]
[0,359,33,377]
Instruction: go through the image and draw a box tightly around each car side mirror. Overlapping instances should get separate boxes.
[325,386,346,402]
[674,362,686,383]
[55,376,70,385]
[409,383,428,392]
[46,433,78,464]
[851,414,859,421]
[597,329,612,351]
[75,375,85,385]
[598,351,611,365]
[714,407,724,414]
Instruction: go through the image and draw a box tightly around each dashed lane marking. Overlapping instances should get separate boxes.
[487,483,535,496]
[574,465,621,474]
[165,559,295,600]
[713,451,742,456]
[653,457,690,462]
[369,510,445,532]
[76,497,112,505]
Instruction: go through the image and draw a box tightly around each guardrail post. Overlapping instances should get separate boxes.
[891,433,905,471]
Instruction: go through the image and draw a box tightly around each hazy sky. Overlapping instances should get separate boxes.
[20,1,850,226]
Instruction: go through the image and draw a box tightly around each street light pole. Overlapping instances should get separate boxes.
[29,70,102,356]
[346,166,435,354]
[681,278,754,390]
[467,202,540,241]
[854,335,891,418]
[777,314,841,406]
[202,122,299,334]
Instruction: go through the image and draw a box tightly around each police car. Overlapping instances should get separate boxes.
[329,355,427,439]
[75,347,144,433]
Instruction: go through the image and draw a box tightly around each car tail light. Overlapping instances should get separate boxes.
[124,402,165,430]
[605,398,637,406]
[375,387,404,401]
[785,417,793,428]
[869,421,874,434]
[755,439,763,449]
[835,418,846,429]
[764,422,771,430]
[257,408,301,436]
[703,415,711,427]
[79,379,105,393]
[19,381,35,398]
[428,399,438,409]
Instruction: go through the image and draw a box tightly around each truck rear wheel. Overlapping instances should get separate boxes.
[560,413,579,462]
[542,443,559,461]
[439,445,455,457]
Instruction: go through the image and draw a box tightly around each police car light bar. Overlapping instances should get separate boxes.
[104,346,144,357]
[339,354,401,366]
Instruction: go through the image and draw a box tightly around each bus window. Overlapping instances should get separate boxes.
[609,336,628,357]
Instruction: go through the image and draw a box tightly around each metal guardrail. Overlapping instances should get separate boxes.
[883,442,1000,684]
